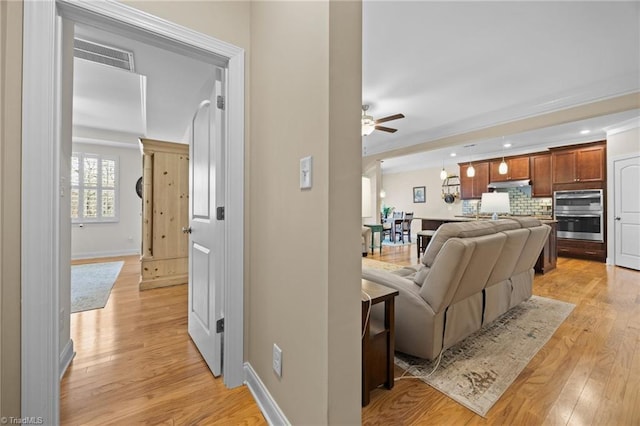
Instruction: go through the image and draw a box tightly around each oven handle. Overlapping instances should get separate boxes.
[555,213,602,218]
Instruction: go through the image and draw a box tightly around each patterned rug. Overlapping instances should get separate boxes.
[395,295,575,417]
[362,257,404,272]
[71,261,124,313]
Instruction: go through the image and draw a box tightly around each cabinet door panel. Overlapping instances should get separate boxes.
[553,151,577,184]
[473,162,489,197]
[459,164,474,199]
[576,146,605,182]
[489,160,508,182]
[509,157,530,180]
[531,154,552,197]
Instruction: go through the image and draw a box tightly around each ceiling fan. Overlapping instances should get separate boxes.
[361,104,405,136]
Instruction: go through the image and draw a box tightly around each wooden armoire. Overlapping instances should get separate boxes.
[139,138,189,290]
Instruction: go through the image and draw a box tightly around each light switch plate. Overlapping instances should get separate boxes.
[300,156,312,189]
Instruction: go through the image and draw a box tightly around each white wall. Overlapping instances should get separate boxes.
[381,165,463,238]
[606,123,640,264]
[71,142,142,259]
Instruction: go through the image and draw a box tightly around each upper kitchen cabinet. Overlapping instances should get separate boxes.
[489,156,530,182]
[551,141,606,188]
[460,162,489,199]
[530,153,552,197]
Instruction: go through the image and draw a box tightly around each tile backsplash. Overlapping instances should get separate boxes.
[462,187,553,217]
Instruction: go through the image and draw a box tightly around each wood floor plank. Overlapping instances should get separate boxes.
[363,247,640,425]
[62,249,640,425]
[61,256,265,425]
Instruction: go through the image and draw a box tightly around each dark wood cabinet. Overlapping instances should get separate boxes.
[459,162,489,199]
[551,142,605,185]
[557,238,606,262]
[535,221,557,273]
[530,153,552,197]
[489,156,530,182]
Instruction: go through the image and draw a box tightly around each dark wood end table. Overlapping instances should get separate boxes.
[361,279,399,406]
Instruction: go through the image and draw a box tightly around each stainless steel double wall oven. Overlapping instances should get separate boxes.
[553,189,604,242]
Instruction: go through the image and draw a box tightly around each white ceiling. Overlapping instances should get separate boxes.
[73,3,639,164]
[73,23,216,146]
[363,1,640,172]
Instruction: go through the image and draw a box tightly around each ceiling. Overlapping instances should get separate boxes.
[73,3,639,164]
[363,1,640,173]
[73,23,216,146]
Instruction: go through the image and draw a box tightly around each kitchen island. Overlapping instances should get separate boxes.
[415,216,557,274]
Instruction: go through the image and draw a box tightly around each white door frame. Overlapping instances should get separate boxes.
[607,151,640,267]
[21,0,245,422]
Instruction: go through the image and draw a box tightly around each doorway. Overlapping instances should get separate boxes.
[21,1,245,422]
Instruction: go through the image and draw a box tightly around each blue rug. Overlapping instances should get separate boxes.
[381,238,414,247]
[71,261,124,313]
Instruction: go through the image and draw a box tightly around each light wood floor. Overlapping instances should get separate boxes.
[363,244,640,425]
[62,250,640,425]
[61,256,266,425]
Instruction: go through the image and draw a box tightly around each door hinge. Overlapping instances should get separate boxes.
[216,95,225,110]
[216,206,225,220]
[216,318,224,333]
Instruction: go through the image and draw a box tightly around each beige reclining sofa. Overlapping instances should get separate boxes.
[362,218,550,360]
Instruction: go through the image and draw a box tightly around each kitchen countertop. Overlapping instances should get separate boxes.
[415,215,556,223]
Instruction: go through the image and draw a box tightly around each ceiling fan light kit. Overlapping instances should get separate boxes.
[361,104,405,136]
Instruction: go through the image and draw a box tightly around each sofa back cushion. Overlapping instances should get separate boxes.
[419,238,474,313]
[485,227,530,288]
[421,221,498,267]
[449,232,507,304]
[513,224,551,274]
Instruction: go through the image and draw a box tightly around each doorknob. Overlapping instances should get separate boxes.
[182,226,192,234]
[615,217,621,221]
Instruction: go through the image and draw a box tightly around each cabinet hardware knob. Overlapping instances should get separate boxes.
[182,226,192,234]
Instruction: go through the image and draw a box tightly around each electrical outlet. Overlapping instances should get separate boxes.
[273,343,282,378]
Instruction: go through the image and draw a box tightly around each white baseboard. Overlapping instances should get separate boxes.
[244,362,290,426]
[71,248,140,260]
[59,339,75,380]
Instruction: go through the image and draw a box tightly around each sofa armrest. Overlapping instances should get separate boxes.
[362,267,432,311]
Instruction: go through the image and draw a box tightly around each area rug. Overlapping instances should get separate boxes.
[71,261,124,313]
[362,257,404,272]
[395,295,575,417]
[381,238,414,247]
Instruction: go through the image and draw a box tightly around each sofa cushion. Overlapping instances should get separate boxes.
[421,220,498,267]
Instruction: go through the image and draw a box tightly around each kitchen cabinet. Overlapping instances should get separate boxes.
[535,221,557,273]
[557,238,606,262]
[459,162,489,199]
[551,142,605,185]
[139,138,189,290]
[530,153,552,197]
[489,156,530,182]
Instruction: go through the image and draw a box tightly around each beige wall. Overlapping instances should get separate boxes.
[0,0,22,417]
[8,1,362,422]
[607,125,640,159]
[381,166,463,237]
[249,2,360,423]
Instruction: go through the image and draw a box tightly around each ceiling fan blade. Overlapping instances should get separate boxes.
[374,113,405,125]
[375,125,397,133]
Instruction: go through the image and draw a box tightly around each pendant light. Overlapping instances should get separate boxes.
[466,161,475,177]
[440,159,447,180]
[498,137,508,175]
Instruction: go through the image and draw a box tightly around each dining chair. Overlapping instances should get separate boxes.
[401,212,414,243]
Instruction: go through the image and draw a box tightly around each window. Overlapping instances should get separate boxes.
[71,152,119,223]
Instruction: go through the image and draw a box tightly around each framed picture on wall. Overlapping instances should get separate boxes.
[413,186,426,203]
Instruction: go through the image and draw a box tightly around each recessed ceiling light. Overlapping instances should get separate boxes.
[450,152,457,157]
[580,130,591,135]
[503,143,512,148]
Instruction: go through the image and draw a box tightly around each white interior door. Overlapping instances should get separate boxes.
[188,72,226,376]
[614,155,640,270]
